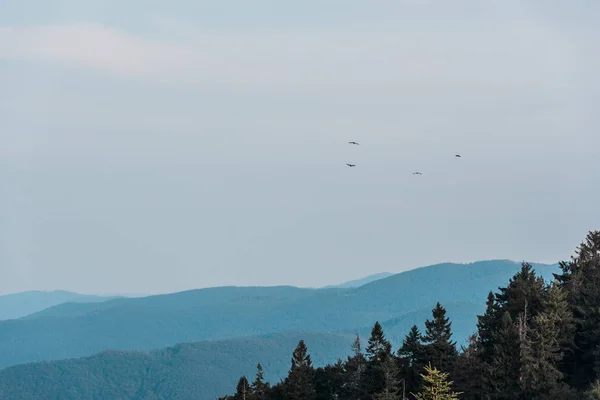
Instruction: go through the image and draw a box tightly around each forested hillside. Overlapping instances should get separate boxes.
[0,260,558,369]
[0,331,356,400]
[217,231,600,400]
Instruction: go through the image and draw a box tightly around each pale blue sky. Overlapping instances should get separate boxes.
[1,1,598,294]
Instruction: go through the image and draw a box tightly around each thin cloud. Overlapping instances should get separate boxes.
[0,21,588,90]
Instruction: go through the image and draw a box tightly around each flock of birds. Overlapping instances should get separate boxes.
[345,141,461,175]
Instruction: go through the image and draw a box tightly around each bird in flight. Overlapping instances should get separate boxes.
[346,163,356,167]
[348,141,359,145]
[413,172,422,175]
[455,154,461,158]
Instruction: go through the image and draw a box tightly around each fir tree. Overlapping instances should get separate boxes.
[485,311,521,400]
[365,322,394,399]
[373,354,402,400]
[285,340,316,400]
[554,231,600,390]
[411,363,462,400]
[421,302,458,373]
[367,322,393,363]
[397,325,424,395]
[342,334,367,399]
[235,376,252,400]
[252,363,269,400]
[452,334,485,400]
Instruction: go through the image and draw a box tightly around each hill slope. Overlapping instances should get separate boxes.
[0,331,355,400]
[322,272,394,288]
[0,290,120,321]
[0,260,559,370]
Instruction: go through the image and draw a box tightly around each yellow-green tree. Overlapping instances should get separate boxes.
[411,363,462,400]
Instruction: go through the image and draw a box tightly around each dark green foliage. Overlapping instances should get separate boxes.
[367,322,393,363]
[235,376,252,400]
[452,334,485,400]
[373,354,402,399]
[553,231,600,390]
[397,325,425,395]
[284,340,316,399]
[252,363,270,399]
[421,302,458,374]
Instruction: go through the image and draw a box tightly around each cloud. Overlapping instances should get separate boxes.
[0,19,592,91]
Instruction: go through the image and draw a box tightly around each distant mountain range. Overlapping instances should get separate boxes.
[0,331,355,400]
[0,290,121,321]
[322,272,394,288]
[0,260,560,374]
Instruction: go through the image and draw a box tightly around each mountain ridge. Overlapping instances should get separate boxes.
[0,260,560,371]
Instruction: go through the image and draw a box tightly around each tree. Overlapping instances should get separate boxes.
[364,322,394,398]
[342,334,367,399]
[373,354,402,400]
[519,283,577,399]
[252,363,270,400]
[235,376,252,400]
[452,334,485,400]
[421,302,458,373]
[367,322,393,363]
[411,363,462,400]
[285,340,316,400]
[553,231,600,390]
[397,325,424,395]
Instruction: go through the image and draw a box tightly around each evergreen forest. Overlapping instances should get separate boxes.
[219,231,600,400]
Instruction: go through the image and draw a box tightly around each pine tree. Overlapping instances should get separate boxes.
[452,334,485,400]
[342,334,367,399]
[365,322,394,399]
[285,340,316,400]
[411,363,462,400]
[252,363,269,400]
[235,376,252,400]
[485,311,521,400]
[367,322,393,363]
[495,262,547,323]
[421,302,458,373]
[373,354,402,400]
[397,325,424,396]
[553,231,600,390]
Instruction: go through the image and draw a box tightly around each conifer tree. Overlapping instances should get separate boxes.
[367,322,393,363]
[485,311,521,400]
[285,340,316,400]
[421,302,458,373]
[235,376,252,400]
[373,354,402,400]
[397,325,424,395]
[365,322,394,399]
[495,262,546,322]
[452,334,485,400]
[343,334,367,399]
[411,363,462,400]
[252,363,269,400]
[553,231,600,390]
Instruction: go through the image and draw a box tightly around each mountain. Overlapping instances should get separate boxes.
[0,331,355,400]
[0,260,560,370]
[322,272,394,288]
[0,290,121,321]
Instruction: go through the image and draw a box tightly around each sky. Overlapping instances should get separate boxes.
[1,0,599,295]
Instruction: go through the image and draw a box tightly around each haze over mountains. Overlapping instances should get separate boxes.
[0,259,560,399]
[0,290,120,321]
[322,272,394,289]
